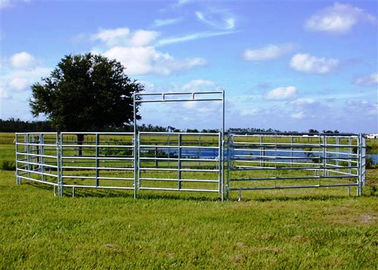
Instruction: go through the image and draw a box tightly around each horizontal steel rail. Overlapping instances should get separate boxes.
[229,183,358,191]
[139,177,218,183]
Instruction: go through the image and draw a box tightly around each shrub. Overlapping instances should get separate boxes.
[366,156,374,169]
[1,160,16,171]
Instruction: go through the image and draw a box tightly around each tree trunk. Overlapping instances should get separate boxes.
[77,134,84,157]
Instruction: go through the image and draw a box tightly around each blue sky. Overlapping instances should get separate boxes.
[0,0,377,132]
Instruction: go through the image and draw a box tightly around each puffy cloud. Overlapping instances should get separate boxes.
[91,27,130,46]
[9,77,28,90]
[130,30,159,47]
[10,52,36,69]
[195,10,235,30]
[90,27,207,76]
[243,44,294,61]
[92,28,159,47]
[103,46,206,75]
[1,67,50,93]
[290,53,339,74]
[353,72,378,86]
[305,2,377,34]
[266,86,297,100]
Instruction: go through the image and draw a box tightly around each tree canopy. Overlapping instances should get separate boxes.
[30,53,143,131]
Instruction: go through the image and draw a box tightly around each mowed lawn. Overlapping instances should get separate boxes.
[0,133,377,269]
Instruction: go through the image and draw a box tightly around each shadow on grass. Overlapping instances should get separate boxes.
[239,194,355,202]
[24,182,220,202]
[21,181,376,202]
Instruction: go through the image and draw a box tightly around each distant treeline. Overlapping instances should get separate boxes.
[0,118,54,132]
[229,128,341,134]
[0,119,219,133]
[0,118,341,134]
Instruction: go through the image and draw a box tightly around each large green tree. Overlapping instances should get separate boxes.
[30,53,143,155]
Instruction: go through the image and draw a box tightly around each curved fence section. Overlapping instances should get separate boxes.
[226,133,366,200]
[15,132,60,190]
[15,132,366,199]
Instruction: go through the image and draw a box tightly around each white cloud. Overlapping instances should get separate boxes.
[92,28,159,47]
[156,30,235,46]
[182,79,218,91]
[1,67,50,92]
[90,27,208,76]
[354,72,378,86]
[290,53,339,74]
[181,80,221,112]
[289,98,328,120]
[10,52,36,69]
[266,86,297,100]
[0,86,9,99]
[291,98,315,106]
[103,46,206,75]
[305,2,377,34]
[344,99,377,116]
[243,44,294,61]
[91,27,208,75]
[130,30,159,47]
[153,18,182,27]
[291,111,305,119]
[195,10,235,30]
[91,27,130,46]
[240,108,259,116]
[9,77,28,90]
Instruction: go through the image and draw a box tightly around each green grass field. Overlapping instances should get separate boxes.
[1,132,377,269]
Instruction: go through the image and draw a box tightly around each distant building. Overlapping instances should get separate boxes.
[367,133,378,139]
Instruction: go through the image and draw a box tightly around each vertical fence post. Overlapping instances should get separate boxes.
[138,133,141,188]
[40,134,45,182]
[362,135,366,186]
[357,134,363,196]
[348,137,352,175]
[57,132,63,196]
[322,135,326,177]
[133,133,138,199]
[221,90,225,201]
[335,137,339,168]
[290,136,293,167]
[15,133,20,184]
[178,134,182,190]
[133,95,138,199]
[226,135,231,200]
[95,133,100,187]
[25,134,31,179]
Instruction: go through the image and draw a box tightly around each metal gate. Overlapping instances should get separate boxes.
[136,132,222,195]
[133,91,225,199]
[226,133,366,200]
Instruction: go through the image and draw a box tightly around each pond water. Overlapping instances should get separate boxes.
[150,148,378,163]
[368,154,378,164]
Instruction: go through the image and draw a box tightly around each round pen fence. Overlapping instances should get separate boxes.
[14,91,367,200]
[15,131,366,200]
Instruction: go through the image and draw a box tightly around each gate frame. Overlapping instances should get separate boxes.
[133,91,226,200]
